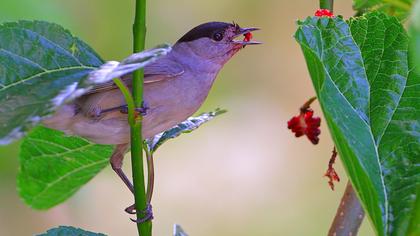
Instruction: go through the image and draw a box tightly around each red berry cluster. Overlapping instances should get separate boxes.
[287,97,321,145]
[314,9,334,17]
[324,147,340,190]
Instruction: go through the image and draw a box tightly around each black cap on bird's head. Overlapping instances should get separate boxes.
[177,21,260,45]
[175,21,260,63]
[178,22,231,43]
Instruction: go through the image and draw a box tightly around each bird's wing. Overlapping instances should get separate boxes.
[144,59,185,81]
[85,58,184,95]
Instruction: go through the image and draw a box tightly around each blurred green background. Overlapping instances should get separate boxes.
[0,0,375,235]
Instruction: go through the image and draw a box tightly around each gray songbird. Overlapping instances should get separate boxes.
[43,21,260,218]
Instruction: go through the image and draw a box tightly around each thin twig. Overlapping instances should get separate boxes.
[145,148,155,203]
[328,181,365,236]
[324,147,340,190]
[300,96,317,112]
[320,0,334,11]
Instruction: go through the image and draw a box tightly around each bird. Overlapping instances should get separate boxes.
[43,21,260,221]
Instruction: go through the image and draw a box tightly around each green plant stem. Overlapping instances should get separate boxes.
[112,78,135,126]
[320,0,334,11]
[131,0,151,235]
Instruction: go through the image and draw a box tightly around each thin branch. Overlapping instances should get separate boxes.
[320,0,334,11]
[328,181,365,236]
[145,147,155,203]
[131,0,152,235]
[300,96,317,112]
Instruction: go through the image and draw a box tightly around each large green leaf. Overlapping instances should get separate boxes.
[0,21,103,145]
[353,0,413,19]
[18,126,113,209]
[295,12,419,236]
[37,226,106,236]
[0,20,171,145]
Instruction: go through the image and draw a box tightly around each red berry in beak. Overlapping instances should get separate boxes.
[244,32,252,42]
[287,97,321,145]
[314,9,334,17]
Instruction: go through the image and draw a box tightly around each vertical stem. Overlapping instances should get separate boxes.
[320,0,334,11]
[328,181,365,236]
[131,0,151,235]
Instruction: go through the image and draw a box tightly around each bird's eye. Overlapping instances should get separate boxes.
[213,32,224,41]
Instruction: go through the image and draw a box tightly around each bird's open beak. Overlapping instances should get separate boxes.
[232,27,262,45]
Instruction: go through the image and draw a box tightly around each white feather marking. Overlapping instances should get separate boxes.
[52,82,90,106]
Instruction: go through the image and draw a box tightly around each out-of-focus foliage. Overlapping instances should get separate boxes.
[408,3,420,234]
[353,0,413,19]
[295,12,419,236]
[410,0,420,72]
[407,189,420,236]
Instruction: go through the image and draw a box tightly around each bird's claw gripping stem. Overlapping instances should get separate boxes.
[119,101,149,116]
[96,102,149,117]
[125,204,137,214]
[126,203,154,223]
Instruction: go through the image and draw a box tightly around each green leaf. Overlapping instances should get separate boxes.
[173,224,189,236]
[37,226,106,236]
[295,12,419,236]
[0,21,103,145]
[0,20,171,145]
[353,0,413,19]
[348,12,409,143]
[18,126,113,209]
[146,108,226,153]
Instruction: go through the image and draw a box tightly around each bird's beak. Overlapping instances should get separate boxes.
[232,27,262,45]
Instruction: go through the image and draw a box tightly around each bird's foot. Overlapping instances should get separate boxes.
[125,203,154,223]
[119,101,149,116]
[125,204,137,214]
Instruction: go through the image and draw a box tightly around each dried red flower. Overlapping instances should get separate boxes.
[324,147,340,190]
[287,97,321,145]
[244,32,253,42]
[314,9,334,17]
